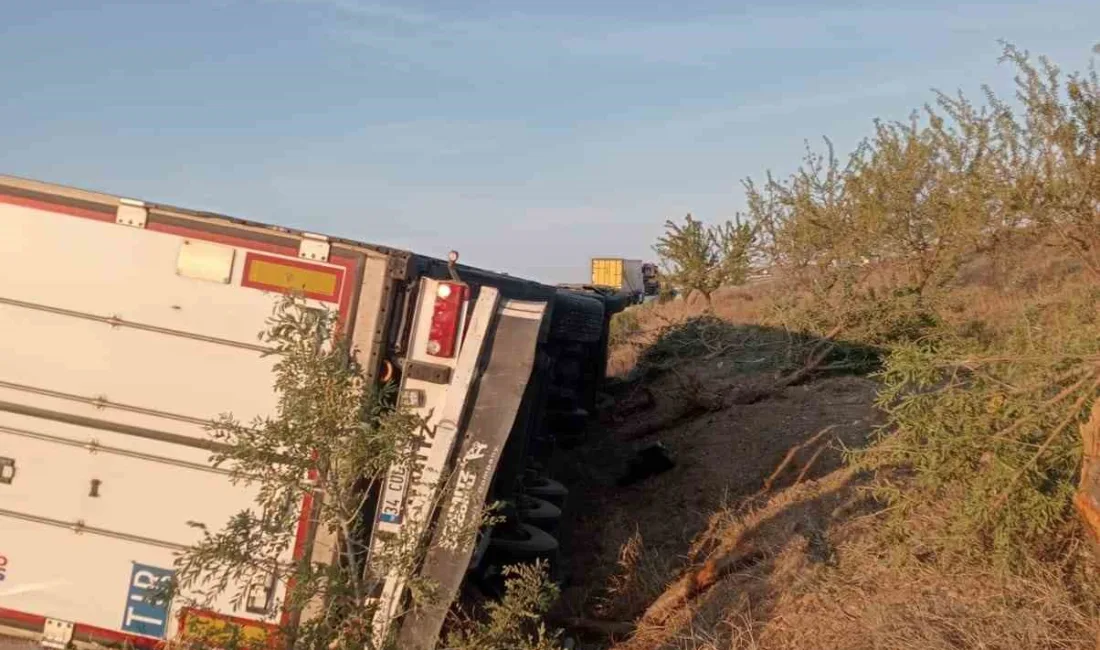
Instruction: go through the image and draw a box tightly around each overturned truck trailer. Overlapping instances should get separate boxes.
[0,174,621,649]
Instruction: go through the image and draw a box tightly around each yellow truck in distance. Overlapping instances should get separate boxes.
[590,258,659,304]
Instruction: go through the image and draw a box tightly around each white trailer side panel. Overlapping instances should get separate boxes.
[0,196,353,644]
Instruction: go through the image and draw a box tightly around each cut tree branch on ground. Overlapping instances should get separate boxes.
[756,425,838,496]
[794,441,831,486]
[643,424,843,624]
[623,325,846,442]
[776,323,845,389]
[688,426,839,564]
[638,545,767,627]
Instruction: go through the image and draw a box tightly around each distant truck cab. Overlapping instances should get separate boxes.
[641,262,660,300]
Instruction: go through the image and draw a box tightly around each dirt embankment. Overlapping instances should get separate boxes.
[551,293,1098,650]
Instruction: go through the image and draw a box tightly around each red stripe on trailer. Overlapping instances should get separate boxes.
[146,221,305,258]
[0,607,43,628]
[0,192,115,222]
[0,607,164,649]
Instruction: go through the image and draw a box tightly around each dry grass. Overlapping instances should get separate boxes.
[593,530,673,623]
[611,470,1098,650]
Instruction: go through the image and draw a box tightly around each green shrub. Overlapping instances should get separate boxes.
[719,42,1100,567]
[856,281,1100,565]
[654,214,756,298]
[445,561,564,650]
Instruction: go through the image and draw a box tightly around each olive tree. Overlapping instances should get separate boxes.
[653,213,756,299]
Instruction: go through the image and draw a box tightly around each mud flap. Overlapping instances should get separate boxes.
[395,298,548,650]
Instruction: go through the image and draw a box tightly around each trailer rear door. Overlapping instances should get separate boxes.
[0,184,359,647]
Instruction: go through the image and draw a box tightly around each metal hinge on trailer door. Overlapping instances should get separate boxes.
[115,198,147,228]
[40,618,74,649]
[299,233,330,262]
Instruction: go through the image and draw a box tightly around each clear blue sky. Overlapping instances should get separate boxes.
[2,1,1097,283]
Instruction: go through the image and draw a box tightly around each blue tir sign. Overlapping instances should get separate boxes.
[121,563,174,639]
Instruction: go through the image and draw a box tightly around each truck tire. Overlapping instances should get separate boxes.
[488,523,559,560]
[549,290,605,343]
[518,495,562,532]
[547,407,589,431]
[523,475,568,506]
